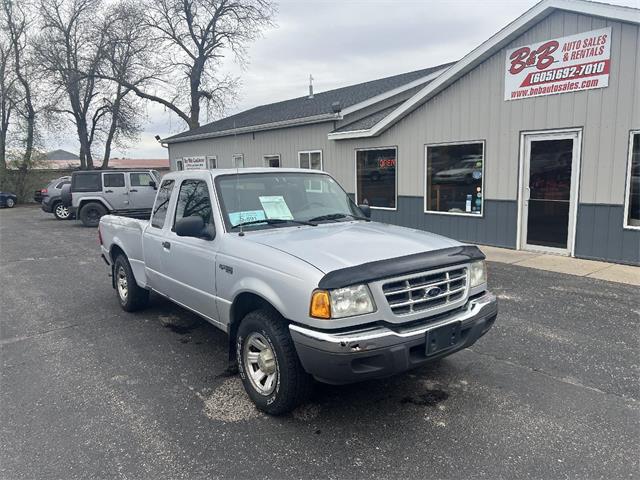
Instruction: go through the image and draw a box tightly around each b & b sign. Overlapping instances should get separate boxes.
[505,27,611,101]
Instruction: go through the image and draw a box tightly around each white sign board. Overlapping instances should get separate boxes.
[182,156,206,170]
[505,27,611,101]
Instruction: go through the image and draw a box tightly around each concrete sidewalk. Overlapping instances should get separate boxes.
[478,245,640,286]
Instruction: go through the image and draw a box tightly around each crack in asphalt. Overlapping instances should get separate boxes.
[467,347,640,406]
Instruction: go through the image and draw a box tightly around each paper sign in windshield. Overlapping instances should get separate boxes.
[228,210,266,226]
[258,196,294,220]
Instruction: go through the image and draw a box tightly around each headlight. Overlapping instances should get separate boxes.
[469,260,487,288]
[310,285,376,319]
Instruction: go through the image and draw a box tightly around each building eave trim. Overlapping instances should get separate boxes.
[164,113,341,144]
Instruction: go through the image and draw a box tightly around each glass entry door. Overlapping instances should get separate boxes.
[521,131,580,254]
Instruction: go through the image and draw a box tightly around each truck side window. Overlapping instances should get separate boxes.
[104,173,125,188]
[174,180,213,228]
[151,180,175,229]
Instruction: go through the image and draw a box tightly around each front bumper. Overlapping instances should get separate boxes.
[289,291,497,384]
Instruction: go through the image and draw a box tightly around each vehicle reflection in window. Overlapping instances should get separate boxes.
[426,142,484,215]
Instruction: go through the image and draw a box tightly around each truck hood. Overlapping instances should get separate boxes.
[243,221,461,274]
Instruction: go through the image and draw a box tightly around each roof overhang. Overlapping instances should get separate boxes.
[164,66,452,145]
[328,0,640,140]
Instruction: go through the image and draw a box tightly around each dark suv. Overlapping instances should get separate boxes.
[39,176,73,220]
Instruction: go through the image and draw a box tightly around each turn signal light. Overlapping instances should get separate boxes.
[310,290,331,319]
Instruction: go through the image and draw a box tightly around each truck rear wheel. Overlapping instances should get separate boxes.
[79,202,106,227]
[113,254,149,312]
[237,309,313,415]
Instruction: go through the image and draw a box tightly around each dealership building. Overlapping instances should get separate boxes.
[164,0,640,265]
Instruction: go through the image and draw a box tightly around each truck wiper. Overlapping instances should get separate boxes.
[308,213,371,222]
[230,218,317,230]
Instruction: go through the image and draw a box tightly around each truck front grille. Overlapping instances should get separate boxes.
[382,267,468,316]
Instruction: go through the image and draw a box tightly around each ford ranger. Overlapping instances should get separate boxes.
[99,168,497,415]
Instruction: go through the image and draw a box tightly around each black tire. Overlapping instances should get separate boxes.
[6,197,15,208]
[113,254,149,312]
[52,201,71,220]
[79,202,107,227]
[237,309,313,415]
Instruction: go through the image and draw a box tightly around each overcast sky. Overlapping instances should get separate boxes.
[54,0,638,159]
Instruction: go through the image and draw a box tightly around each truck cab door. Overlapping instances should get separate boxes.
[142,178,176,293]
[163,176,219,323]
[128,172,157,213]
[102,172,129,212]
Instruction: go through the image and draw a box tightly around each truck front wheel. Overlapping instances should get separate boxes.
[236,309,313,415]
[113,254,149,312]
[79,202,107,227]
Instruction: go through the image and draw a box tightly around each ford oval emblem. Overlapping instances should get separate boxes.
[426,286,442,298]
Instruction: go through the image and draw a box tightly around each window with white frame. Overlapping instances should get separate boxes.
[176,159,184,171]
[355,147,397,209]
[425,141,484,216]
[232,154,244,168]
[624,131,640,229]
[207,156,217,169]
[299,150,322,170]
[264,154,280,167]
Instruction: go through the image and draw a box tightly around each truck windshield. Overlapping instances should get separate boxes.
[215,172,364,231]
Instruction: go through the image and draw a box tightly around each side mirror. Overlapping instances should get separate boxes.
[149,180,157,190]
[175,216,214,240]
[358,204,371,218]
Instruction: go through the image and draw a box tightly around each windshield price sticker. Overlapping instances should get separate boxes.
[228,210,266,227]
[258,196,294,220]
[505,27,611,101]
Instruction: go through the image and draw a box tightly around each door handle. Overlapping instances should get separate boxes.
[162,241,171,250]
[129,189,138,192]
[105,189,113,193]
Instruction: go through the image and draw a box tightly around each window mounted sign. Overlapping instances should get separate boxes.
[505,27,611,101]
[182,156,206,170]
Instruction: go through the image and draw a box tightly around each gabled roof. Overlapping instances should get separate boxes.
[164,63,454,143]
[46,149,79,160]
[329,0,640,140]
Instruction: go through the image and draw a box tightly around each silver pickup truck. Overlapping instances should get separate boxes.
[99,168,497,414]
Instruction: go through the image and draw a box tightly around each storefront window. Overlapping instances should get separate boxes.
[625,131,640,228]
[355,147,397,209]
[425,142,484,215]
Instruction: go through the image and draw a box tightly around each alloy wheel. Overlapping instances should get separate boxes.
[116,266,128,301]
[243,332,278,396]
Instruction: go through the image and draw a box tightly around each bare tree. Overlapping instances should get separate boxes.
[0,26,16,180]
[36,0,141,169]
[102,0,275,131]
[1,0,40,197]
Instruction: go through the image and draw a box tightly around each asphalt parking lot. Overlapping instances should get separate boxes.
[1,206,638,479]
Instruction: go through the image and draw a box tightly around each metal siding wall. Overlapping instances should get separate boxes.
[370,198,518,248]
[575,204,640,265]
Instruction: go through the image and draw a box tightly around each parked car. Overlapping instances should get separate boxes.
[99,168,498,415]
[0,191,17,208]
[61,169,159,227]
[39,176,73,220]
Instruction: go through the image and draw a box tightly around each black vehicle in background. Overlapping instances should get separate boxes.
[0,191,17,208]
